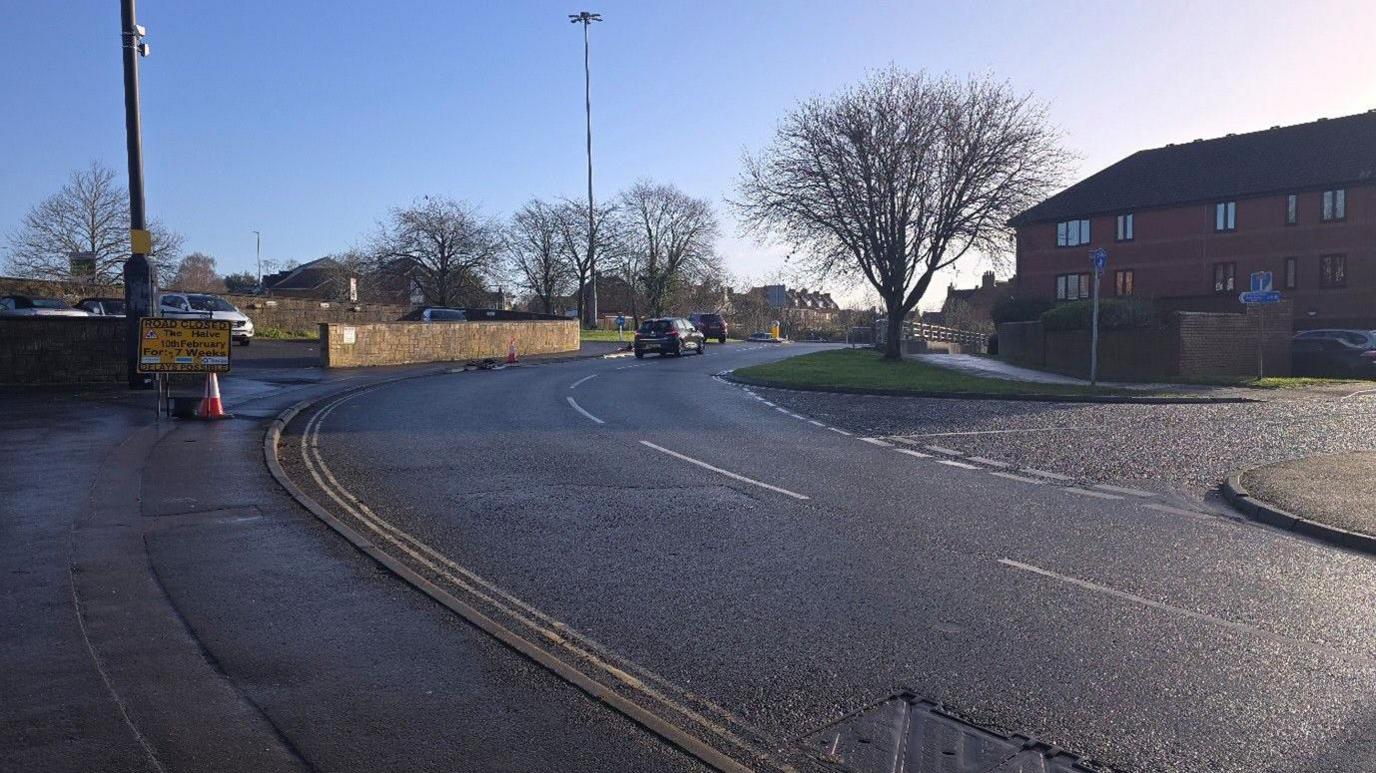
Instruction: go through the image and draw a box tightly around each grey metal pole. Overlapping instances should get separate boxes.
[582,17,597,329]
[254,230,261,286]
[1090,268,1101,385]
[120,0,154,389]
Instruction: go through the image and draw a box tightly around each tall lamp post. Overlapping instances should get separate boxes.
[120,0,154,388]
[569,10,601,329]
[253,230,262,287]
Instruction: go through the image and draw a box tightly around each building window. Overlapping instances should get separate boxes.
[1322,189,1346,222]
[1285,194,1297,225]
[1320,254,1347,288]
[1115,213,1134,241]
[1056,218,1091,247]
[1114,269,1134,296]
[1284,257,1297,289]
[1055,272,1092,301]
[1214,201,1236,232]
[1212,262,1236,293]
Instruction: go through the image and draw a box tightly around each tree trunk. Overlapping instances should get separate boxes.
[883,307,904,360]
[575,276,586,328]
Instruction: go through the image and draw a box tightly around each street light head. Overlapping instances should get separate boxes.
[134,24,147,37]
[569,11,602,23]
[138,42,151,57]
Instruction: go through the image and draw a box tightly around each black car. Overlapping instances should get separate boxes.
[1291,329,1376,377]
[76,297,127,316]
[687,312,728,343]
[634,317,706,358]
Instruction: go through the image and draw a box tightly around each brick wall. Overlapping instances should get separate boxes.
[320,320,579,368]
[996,305,1292,381]
[0,317,127,384]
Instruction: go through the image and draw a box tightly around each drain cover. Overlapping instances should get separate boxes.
[801,694,1101,772]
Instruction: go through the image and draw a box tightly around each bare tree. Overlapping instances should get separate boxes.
[735,67,1069,359]
[170,252,225,293]
[370,197,502,307]
[617,181,720,318]
[223,271,259,294]
[507,199,574,315]
[554,198,617,326]
[5,161,184,288]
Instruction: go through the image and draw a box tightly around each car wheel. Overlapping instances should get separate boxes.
[634,350,643,359]
[698,340,706,355]
[238,337,250,347]
[719,336,726,344]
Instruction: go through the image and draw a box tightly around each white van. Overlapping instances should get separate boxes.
[157,292,255,345]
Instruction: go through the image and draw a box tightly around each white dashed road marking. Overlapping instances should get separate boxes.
[807,420,825,427]
[638,441,810,501]
[989,471,1046,485]
[566,396,605,424]
[965,456,1012,468]
[1143,502,1213,518]
[925,446,965,456]
[861,438,893,447]
[828,427,852,436]
[569,374,599,389]
[1021,468,1075,482]
[1064,487,1124,500]
[1093,483,1155,498]
[894,448,932,459]
[936,459,981,470]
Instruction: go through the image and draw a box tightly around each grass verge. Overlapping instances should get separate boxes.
[256,327,319,340]
[733,348,1140,397]
[579,329,634,342]
[1177,375,1368,389]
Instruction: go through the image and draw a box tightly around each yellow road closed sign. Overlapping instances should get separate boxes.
[138,318,232,373]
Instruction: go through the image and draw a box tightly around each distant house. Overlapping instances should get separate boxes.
[260,257,350,299]
[754,284,840,323]
[1010,110,1376,330]
[935,271,1012,333]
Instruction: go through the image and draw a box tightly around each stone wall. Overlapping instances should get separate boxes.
[224,295,410,332]
[0,317,127,384]
[320,320,579,368]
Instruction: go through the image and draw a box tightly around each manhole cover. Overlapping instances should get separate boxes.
[801,693,1102,772]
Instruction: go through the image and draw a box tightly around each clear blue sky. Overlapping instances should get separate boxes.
[4,0,1373,308]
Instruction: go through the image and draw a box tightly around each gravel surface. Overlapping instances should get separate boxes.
[753,387,1376,498]
[1243,451,1376,535]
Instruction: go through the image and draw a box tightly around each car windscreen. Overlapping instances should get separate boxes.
[425,309,466,321]
[32,298,68,309]
[187,295,237,312]
[103,301,127,314]
[697,314,722,324]
[639,320,674,334]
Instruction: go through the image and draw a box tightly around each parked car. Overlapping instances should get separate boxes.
[76,297,127,316]
[634,317,706,358]
[1291,329,1376,377]
[402,307,468,322]
[0,295,91,317]
[688,312,728,343]
[158,292,255,345]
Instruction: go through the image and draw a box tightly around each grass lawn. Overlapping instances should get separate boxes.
[1178,375,1369,389]
[733,348,1138,397]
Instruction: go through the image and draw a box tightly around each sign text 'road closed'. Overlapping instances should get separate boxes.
[137,318,232,373]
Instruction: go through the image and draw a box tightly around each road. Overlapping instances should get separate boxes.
[280,342,1376,772]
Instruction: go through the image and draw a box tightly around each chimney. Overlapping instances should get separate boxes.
[982,271,995,289]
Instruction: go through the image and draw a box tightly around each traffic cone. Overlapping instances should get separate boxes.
[506,337,518,364]
[195,372,232,420]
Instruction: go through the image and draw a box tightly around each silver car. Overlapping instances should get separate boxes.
[158,292,255,345]
[0,295,91,317]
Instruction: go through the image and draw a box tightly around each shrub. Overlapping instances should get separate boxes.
[1039,298,1157,332]
[991,296,1054,325]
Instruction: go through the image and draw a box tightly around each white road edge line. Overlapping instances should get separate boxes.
[569,373,599,390]
[861,438,893,447]
[566,396,605,424]
[828,427,852,436]
[1142,502,1212,518]
[1064,487,1124,500]
[936,459,980,470]
[807,420,826,427]
[925,446,965,456]
[638,441,809,500]
[894,448,932,459]
[966,456,1012,468]
[989,471,1046,485]
[1021,468,1075,481]
[1093,483,1155,498]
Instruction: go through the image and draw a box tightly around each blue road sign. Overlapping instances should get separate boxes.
[1089,248,1108,272]
[615,315,626,329]
[1250,271,1273,293]
[1239,290,1281,304]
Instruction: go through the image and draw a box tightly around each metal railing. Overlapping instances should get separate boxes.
[874,319,989,353]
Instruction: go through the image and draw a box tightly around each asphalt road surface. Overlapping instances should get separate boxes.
[281,342,1376,772]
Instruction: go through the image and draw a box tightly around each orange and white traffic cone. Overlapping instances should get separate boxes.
[506,337,518,364]
[195,372,232,420]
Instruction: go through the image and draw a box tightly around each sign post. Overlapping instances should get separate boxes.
[1088,248,1108,385]
[1240,272,1279,379]
[615,314,626,342]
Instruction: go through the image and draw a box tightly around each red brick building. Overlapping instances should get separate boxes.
[1011,111,1376,329]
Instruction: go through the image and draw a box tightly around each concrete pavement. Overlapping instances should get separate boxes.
[280,341,1376,772]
